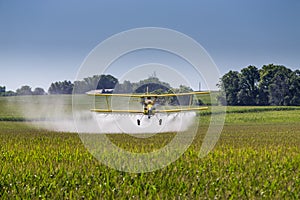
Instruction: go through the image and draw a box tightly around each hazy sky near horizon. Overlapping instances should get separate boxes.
[0,0,299,91]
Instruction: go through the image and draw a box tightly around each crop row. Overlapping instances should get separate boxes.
[1,118,300,199]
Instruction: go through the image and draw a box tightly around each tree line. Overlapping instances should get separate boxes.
[2,64,299,107]
[0,85,46,96]
[45,75,193,95]
[217,64,300,106]
[1,74,193,96]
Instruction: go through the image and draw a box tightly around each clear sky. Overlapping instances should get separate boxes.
[0,0,299,91]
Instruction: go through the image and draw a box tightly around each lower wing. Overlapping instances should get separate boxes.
[90,107,208,114]
[156,107,208,113]
[90,109,143,114]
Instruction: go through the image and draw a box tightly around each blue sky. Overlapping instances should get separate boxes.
[0,0,299,91]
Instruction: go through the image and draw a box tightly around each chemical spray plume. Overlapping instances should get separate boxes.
[17,96,196,134]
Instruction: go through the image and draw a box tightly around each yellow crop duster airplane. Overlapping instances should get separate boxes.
[89,91,209,126]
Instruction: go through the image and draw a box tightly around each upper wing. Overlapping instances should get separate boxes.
[90,109,143,114]
[156,107,209,113]
[89,91,209,98]
[154,91,209,97]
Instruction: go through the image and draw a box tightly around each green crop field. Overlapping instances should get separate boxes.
[0,96,300,199]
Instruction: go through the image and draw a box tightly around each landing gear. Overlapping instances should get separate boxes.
[137,115,162,126]
[155,115,162,125]
[137,115,144,126]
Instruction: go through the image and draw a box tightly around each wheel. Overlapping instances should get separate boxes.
[159,119,162,125]
[137,119,140,126]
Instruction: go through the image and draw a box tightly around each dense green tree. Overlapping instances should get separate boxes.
[217,70,240,105]
[32,87,46,95]
[16,85,32,96]
[114,80,133,93]
[97,74,118,90]
[237,65,260,105]
[289,69,300,105]
[0,86,5,96]
[4,90,16,96]
[259,64,292,105]
[121,80,133,93]
[218,64,300,106]
[48,80,73,94]
[268,74,290,106]
[74,76,99,94]
[133,77,171,93]
[135,82,170,93]
[74,74,118,94]
[73,80,90,94]
[167,85,194,105]
[0,86,5,93]
[177,85,193,93]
